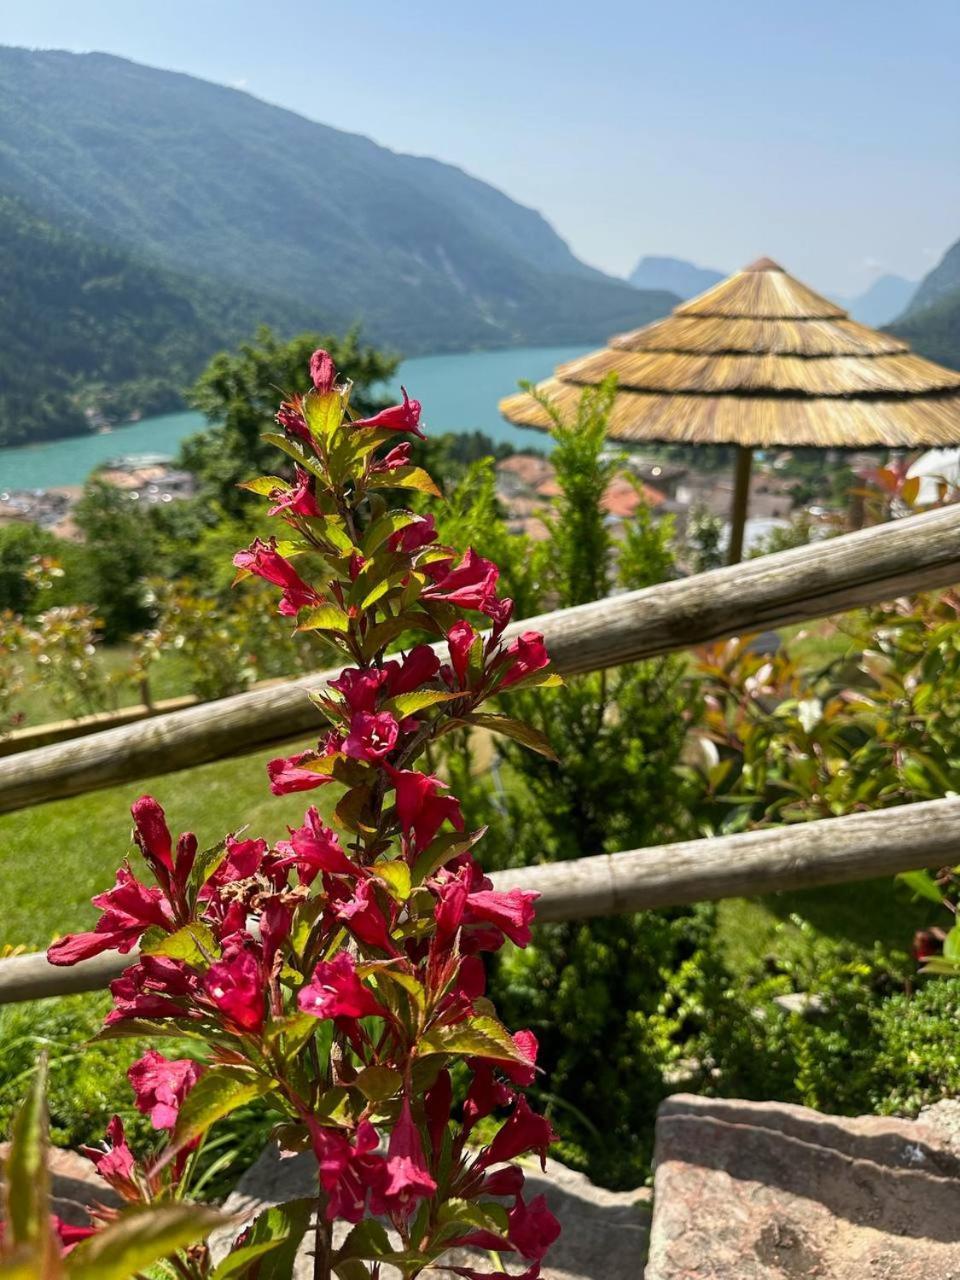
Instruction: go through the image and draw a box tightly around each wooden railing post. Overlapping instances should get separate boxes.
[2,504,960,815]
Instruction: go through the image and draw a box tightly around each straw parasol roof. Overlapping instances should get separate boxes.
[500,258,960,559]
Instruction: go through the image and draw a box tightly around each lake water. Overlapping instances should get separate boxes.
[0,345,588,491]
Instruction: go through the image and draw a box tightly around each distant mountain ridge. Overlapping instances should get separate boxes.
[0,46,675,357]
[0,193,316,447]
[835,274,916,327]
[628,256,725,299]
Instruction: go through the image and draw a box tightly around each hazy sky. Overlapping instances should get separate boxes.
[3,1,958,294]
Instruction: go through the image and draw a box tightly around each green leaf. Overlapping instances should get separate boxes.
[259,432,325,479]
[360,573,408,611]
[897,869,946,904]
[386,689,458,717]
[499,669,564,693]
[943,926,960,964]
[303,387,344,440]
[238,475,289,497]
[369,465,441,497]
[142,921,217,968]
[352,1065,402,1102]
[411,827,486,885]
[263,1012,317,1060]
[92,1017,211,1043]
[334,1261,371,1280]
[361,612,425,658]
[210,1239,289,1279]
[469,713,559,761]
[68,1205,227,1280]
[421,1014,532,1064]
[4,1059,50,1253]
[338,1219,393,1261]
[372,858,411,901]
[213,1199,313,1280]
[362,511,420,556]
[297,603,351,633]
[167,1068,274,1159]
[186,837,229,906]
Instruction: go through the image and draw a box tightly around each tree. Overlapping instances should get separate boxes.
[0,523,57,614]
[433,378,699,1187]
[180,327,399,514]
[72,480,155,640]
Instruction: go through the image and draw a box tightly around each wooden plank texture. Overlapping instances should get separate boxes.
[2,503,960,815]
[3,795,957,1005]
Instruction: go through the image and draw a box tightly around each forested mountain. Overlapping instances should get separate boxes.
[628,256,724,299]
[907,238,960,315]
[0,47,675,359]
[888,287,960,371]
[0,194,315,447]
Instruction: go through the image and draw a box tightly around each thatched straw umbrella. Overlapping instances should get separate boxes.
[500,258,960,562]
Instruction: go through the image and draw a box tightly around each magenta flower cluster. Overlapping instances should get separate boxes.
[48,353,561,1277]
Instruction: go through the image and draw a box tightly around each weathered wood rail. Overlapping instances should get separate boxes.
[3,796,958,1005]
[3,503,960,816]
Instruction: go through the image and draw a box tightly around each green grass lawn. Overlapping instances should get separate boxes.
[0,735,333,949]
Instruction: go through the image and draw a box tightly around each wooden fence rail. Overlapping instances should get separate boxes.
[3,795,957,1005]
[3,504,960,816]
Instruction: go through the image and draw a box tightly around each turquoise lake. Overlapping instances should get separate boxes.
[0,345,588,491]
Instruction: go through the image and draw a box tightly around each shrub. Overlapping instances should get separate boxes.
[37,348,564,1277]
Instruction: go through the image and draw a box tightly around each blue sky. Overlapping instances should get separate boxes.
[2,0,958,294]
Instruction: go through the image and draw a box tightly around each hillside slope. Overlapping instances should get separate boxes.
[888,287,960,371]
[907,238,960,315]
[0,195,315,447]
[0,47,674,353]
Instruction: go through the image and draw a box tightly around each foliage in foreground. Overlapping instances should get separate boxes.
[36,350,563,1278]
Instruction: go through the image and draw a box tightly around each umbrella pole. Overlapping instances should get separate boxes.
[728,445,753,564]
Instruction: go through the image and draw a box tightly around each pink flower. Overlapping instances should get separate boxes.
[508,1194,561,1262]
[465,887,539,948]
[54,1218,97,1254]
[47,866,173,966]
[372,442,413,472]
[388,767,464,850]
[333,878,397,953]
[343,710,399,762]
[277,402,312,446]
[330,666,387,713]
[131,795,173,872]
[128,1050,202,1130]
[267,742,339,795]
[80,1116,138,1200]
[369,1097,437,1217]
[387,514,436,554]
[268,467,321,517]
[309,348,337,393]
[424,548,500,613]
[447,620,477,687]
[286,807,359,880]
[463,1064,514,1132]
[232,537,320,616]
[201,835,268,896]
[477,1097,557,1171]
[499,631,549,690]
[353,388,425,440]
[424,1069,452,1161]
[383,645,441,696]
[106,954,200,1025]
[298,953,388,1020]
[203,947,265,1034]
[309,1120,382,1223]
